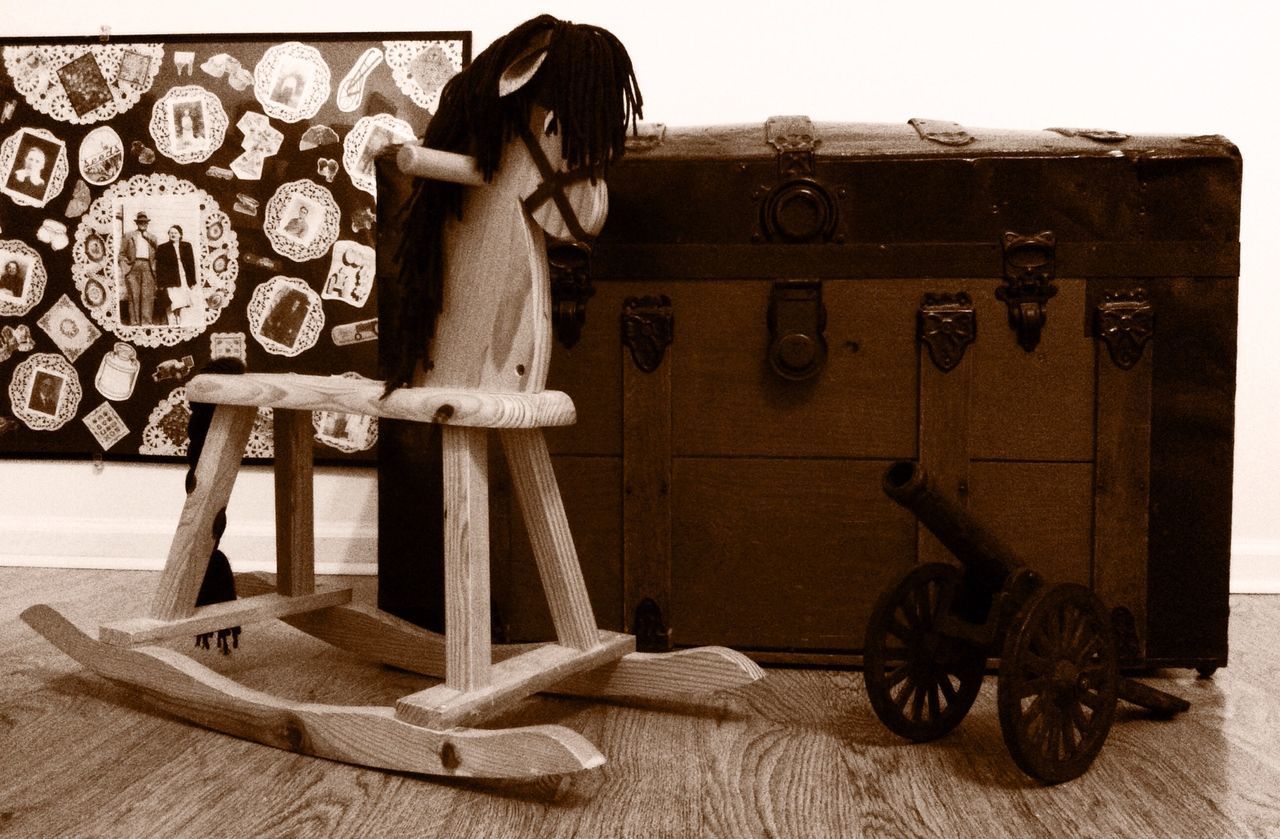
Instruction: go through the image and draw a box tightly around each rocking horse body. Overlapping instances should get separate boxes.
[22,17,762,779]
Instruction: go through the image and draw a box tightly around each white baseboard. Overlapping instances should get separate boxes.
[2,516,1276,592]
[1230,541,1280,594]
[0,515,378,576]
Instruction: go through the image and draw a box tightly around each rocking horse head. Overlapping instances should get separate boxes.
[385,14,643,393]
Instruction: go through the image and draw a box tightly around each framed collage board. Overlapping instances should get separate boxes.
[0,31,470,463]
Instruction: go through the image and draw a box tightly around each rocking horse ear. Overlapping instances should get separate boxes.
[497,30,553,97]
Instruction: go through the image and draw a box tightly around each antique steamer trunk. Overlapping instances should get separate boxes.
[378,117,1240,672]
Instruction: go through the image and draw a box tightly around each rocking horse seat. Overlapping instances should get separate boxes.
[186,372,577,428]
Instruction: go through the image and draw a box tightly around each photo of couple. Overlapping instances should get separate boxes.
[115,199,206,329]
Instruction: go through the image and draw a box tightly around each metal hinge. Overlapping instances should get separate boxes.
[621,295,674,373]
[1095,288,1154,370]
[918,292,977,372]
[909,117,974,146]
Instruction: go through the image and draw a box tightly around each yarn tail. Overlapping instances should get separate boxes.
[188,357,246,654]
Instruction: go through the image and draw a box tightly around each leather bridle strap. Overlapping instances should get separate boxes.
[518,122,595,243]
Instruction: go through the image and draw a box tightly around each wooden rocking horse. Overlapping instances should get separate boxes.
[22,17,763,779]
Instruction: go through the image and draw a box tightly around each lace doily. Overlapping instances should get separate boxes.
[247,275,324,356]
[139,387,273,458]
[263,179,340,261]
[252,42,331,123]
[1,43,163,125]
[71,174,239,348]
[311,371,379,453]
[149,85,229,165]
[36,293,101,362]
[382,40,463,113]
[8,352,81,431]
[0,238,47,317]
[342,113,416,197]
[0,127,70,208]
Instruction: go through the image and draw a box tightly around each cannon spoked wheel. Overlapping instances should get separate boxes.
[998,583,1119,783]
[863,563,987,741]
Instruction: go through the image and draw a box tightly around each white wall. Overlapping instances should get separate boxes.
[3,0,1278,589]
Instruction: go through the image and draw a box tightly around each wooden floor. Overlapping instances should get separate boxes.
[1,568,1277,838]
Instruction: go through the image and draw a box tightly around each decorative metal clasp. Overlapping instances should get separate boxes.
[998,231,1058,352]
[1095,288,1154,370]
[621,295,673,373]
[919,292,977,372]
[549,242,595,350]
[767,281,828,381]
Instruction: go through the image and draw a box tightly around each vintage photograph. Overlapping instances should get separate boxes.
[315,408,376,453]
[275,194,322,246]
[26,367,66,418]
[116,49,153,87]
[353,124,396,178]
[169,98,209,155]
[114,194,206,329]
[56,51,114,116]
[267,56,315,110]
[0,255,28,301]
[258,284,312,349]
[3,129,63,205]
[0,241,44,317]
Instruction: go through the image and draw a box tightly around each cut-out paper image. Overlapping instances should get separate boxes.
[253,42,330,123]
[2,43,163,124]
[0,126,69,208]
[72,174,240,348]
[0,238,46,317]
[248,275,324,356]
[264,179,340,262]
[8,352,81,431]
[150,85,228,164]
[321,241,375,307]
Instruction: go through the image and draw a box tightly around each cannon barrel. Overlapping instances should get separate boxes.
[882,461,1025,593]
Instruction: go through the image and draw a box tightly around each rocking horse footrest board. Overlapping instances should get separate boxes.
[186,373,576,428]
[98,587,352,646]
[395,631,636,729]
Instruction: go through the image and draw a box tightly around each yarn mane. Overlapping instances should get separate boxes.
[383,14,643,392]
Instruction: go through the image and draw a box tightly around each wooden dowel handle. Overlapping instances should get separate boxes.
[396,145,487,186]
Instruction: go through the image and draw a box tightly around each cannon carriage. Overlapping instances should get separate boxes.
[863,460,1190,783]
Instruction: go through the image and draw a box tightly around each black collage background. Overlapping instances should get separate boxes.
[0,32,470,463]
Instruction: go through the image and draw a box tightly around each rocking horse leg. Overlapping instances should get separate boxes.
[151,405,257,621]
[273,409,315,597]
[499,427,599,651]
[441,425,491,692]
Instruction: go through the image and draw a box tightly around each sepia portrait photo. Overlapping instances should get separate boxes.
[114,194,205,329]
[2,129,64,206]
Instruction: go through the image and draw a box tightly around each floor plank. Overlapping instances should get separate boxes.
[1,567,1277,838]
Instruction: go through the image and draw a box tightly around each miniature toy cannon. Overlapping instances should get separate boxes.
[863,460,1190,783]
